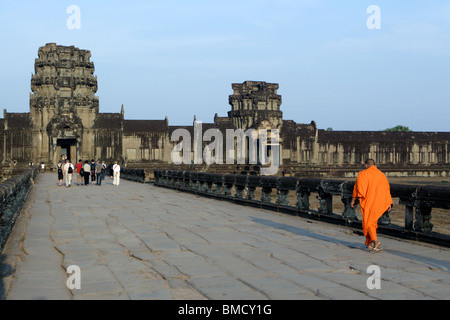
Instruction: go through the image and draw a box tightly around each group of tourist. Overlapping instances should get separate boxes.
[56,159,121,187]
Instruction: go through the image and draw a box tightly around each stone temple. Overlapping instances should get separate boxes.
[0,43,449,176]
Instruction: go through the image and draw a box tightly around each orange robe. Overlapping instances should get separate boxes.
[353,166,392,246]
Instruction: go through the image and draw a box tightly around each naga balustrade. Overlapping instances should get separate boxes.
[120,168,146,183]
[0,167,39,253]
[153,169,450,247]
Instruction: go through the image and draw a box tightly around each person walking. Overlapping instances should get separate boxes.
[83,160,91,186]
[57,161,63,186]
[63,159,74,187]
[90,159,96,184]
[113,161,121,186]
[76,159,83,186]
[101,161,106,177]
[95,160,104,186]
[351,159,393,252]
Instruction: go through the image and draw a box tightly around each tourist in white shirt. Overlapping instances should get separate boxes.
[63,159,75,187]
[83,160,91,185]
[113,161,121,186]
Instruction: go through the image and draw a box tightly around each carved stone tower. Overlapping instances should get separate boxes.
[228,81,283,131]
[29,43,99,164]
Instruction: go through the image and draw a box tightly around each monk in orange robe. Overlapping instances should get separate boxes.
[351,159,392,252]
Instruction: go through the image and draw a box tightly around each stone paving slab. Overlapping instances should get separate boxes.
[0,172,449,300]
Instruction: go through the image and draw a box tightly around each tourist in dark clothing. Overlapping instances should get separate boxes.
[57,161,63,186]
[90,159,96,183]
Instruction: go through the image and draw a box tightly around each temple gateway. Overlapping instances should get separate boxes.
[1,43,449,175]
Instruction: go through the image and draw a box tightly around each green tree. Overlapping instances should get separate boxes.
[384,125,412,132]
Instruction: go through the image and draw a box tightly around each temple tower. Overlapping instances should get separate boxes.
[227,81,283,166]
[228,81,283,131]
[29,43,99,164]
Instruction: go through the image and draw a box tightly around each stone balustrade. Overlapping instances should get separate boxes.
[0,167,39,252]
[154,169,450,247]
[120,167,147,183]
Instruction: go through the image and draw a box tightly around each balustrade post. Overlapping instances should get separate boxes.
[393,183,418,231]
[213,174,224,195]
[317,187,332,214]
[276,189,289,206]
[405,205,414,230]
[163,170,169,186]
[223,174,235,197]
[161,170,168,185]
[296,178,321,211]
[154,170,160,185]
[261,188,272,203]
[341,196,358,220]
[341,181,357,220]
[296,191,310,211]
[167,170,174,187]
[234,175,247,199]
[414,206,433,232]
[260,176,277,204]
[197,173,207,193]
[182,171,191,190]
[414,185,442,233]
[176,171,184,188]
[246,175,260,201]
[188,172,197,191]
[169,170,176,187]
[205,173,215,194]
[378,209,391,226]
[276,177,298,206]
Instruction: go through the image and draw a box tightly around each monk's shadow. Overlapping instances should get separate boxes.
[250,216,364,250]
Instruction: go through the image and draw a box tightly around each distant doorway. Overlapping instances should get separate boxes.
[57,139,77,162]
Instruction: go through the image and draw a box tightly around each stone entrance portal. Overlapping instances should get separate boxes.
[51,136,80,166]
[57,139,77,163]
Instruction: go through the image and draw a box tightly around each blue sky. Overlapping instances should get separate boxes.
[0,0,449,131]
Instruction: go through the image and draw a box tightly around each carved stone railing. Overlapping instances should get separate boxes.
[120,167,146,183]
[154,169,450,247]
[0,167,39,253]
[390,184,450,233]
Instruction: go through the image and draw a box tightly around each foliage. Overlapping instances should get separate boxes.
[384,125,411,132]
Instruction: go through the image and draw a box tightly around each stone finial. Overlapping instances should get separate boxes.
[121,104,124,115]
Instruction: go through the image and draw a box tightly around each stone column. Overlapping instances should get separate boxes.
[52,137,58,167]
[76,138,81,163]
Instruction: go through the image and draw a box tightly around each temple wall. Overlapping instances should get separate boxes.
[93,130,123,162]
[312,137,449,167]
[123,132,169,163]
[0,45,449,175]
